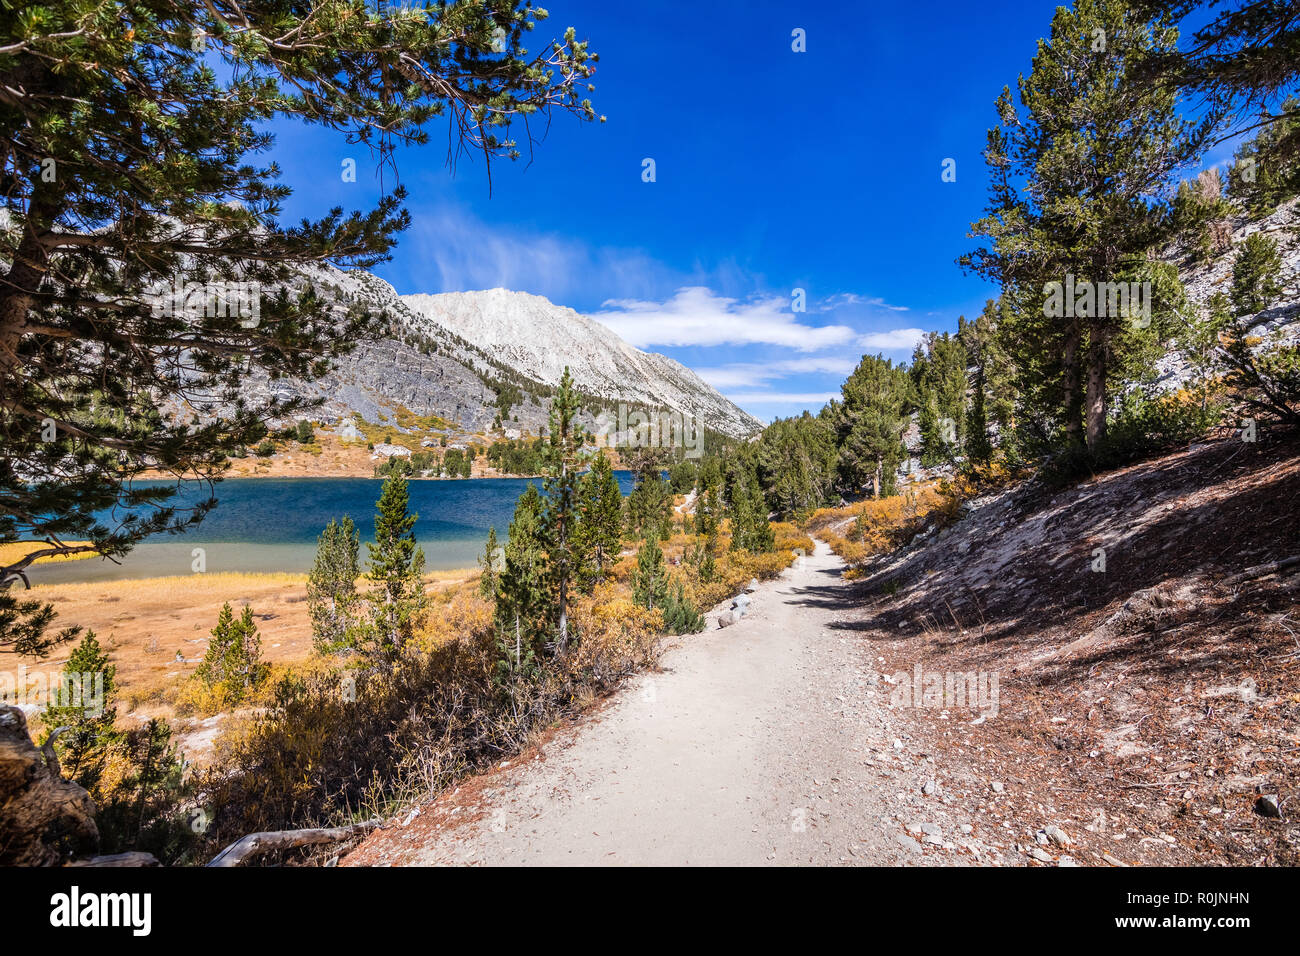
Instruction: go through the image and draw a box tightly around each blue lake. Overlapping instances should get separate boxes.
[28,474,635,584]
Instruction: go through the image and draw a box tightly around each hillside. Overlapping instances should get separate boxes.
[239,268,761,441]
[1154,195,1300,393]
[843,433,1300,865]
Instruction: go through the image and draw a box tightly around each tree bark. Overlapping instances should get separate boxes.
[207,821,379,867]
[1062,325,1084,447]
[1085,334,1108,452]
[0,187,59,377]
[0,706,98,865]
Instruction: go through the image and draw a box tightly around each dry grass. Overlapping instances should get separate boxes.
[19,569,473,716]
[0,540,96,566]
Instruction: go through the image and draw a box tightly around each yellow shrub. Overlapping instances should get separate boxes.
[417,585,494,651]
[566,583,663,684]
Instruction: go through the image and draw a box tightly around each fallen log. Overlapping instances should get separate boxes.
[207,820,380,867]
[1221,554,1300,587]
[68,851,160,867]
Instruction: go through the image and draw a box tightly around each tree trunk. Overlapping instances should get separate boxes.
[0,190,59,377]
[557,578,568,651]
[207,821,379,867]
[1062,325,1084,447]
[1085,336,1108,452]
[0,706,98,865]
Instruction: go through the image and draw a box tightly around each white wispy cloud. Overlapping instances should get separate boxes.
[820,293,910,312]
[401,205,676,303]
[695,356,859,389]
[594,287,856,351]
[723,392,840,405]
[859,328,926,350]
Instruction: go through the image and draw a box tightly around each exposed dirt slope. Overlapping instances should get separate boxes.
[837,432,1300,865]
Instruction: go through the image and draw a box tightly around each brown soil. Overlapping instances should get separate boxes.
[825,431,1300,865]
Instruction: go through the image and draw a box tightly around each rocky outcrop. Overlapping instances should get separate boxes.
[0,706,98,865]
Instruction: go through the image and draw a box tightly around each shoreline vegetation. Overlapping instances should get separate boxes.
[134,430,563,482]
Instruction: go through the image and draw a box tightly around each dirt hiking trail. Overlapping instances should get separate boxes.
[346,539,953,866]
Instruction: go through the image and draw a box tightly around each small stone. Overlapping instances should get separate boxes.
[1255,794,1282,818]
[1043,825,1072,846]
[1029,847,1054,863]
[960,824,973,834]
[922,780,938,796]
[990,781,1005,793]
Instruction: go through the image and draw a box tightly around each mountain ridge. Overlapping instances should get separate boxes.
[257,268,762,441]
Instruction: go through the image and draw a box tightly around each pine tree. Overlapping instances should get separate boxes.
[542,369,586,651]
[958,301,1019,461]
[728,472,775,553]
[755,412,838,517]
[495,483,548,670]
[42,630,117,788]
[1227,101,1300,215]
[963,0,1222,455]
[307,516,362,652]
[479,526,502,601]
[837,354,910,496]
[365,474,427,660]
[690,457,724,580]
[1218,242,1300,429]
[196,603,268,701]
[966,366,994,464]
[918,392,944,466]
[1,1,602,654]
[625,449,674,540]
[631,533,669,611]
[1231,232,1285,317]
[1137,1,1299,161]
[661,578,704,635]
[575,450,624,589]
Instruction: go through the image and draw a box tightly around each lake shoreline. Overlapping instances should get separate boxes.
[25,472,637,586]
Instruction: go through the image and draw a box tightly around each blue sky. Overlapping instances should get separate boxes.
[265,0,1238,422]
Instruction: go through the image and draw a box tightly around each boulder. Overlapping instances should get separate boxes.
[0,706,99,865]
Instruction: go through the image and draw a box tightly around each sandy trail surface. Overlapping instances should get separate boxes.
[346,538,952,866]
